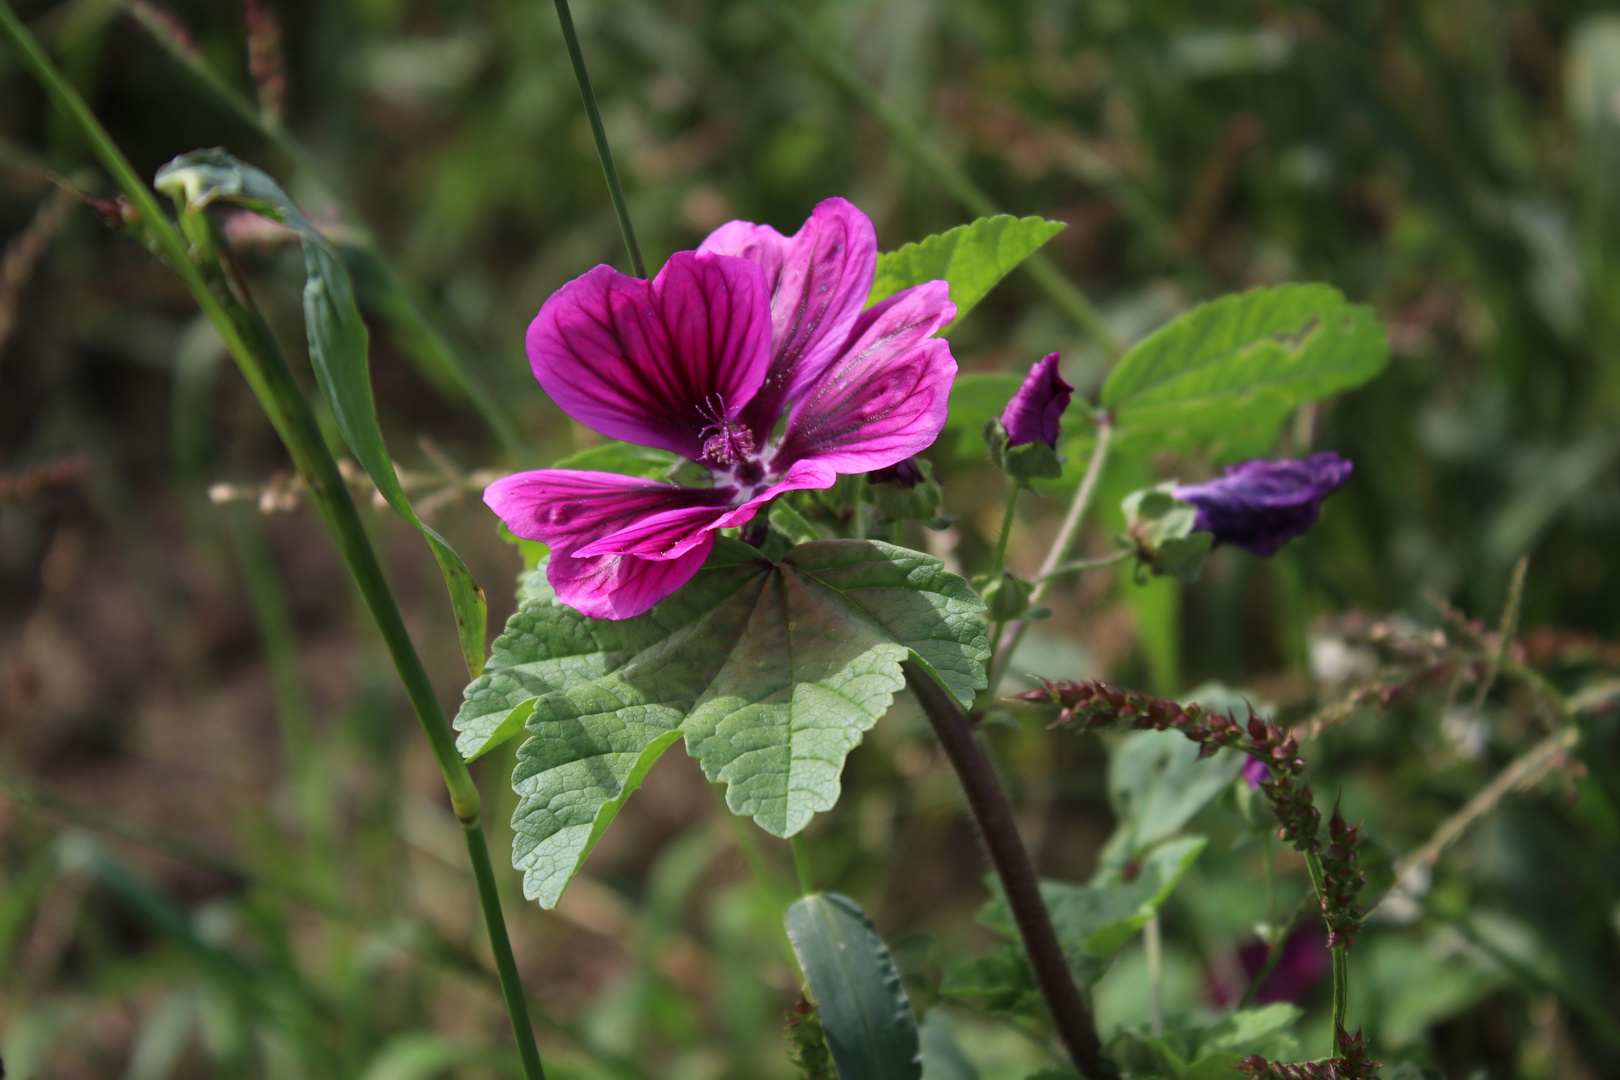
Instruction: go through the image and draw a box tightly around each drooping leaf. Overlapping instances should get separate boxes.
[786,893,922,1080]
[870,216,1066,332]
[154,149,488,677]
[460,539,989,906]
[1100,284,1389,460]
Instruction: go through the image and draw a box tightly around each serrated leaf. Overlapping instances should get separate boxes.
[1100,284,1389,459]
[154,149,488,677]
[870,216,1066,332]
[552,441,681,479]
[470,540,989,906]
[786,893,922,1080]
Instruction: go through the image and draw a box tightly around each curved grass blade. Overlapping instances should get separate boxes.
[154,149,488,677]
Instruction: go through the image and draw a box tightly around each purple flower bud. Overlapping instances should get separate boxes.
[1172,452,1353,557]
[999,352,1073,448]
[870,458,923,487]
[1243,756,1273,790]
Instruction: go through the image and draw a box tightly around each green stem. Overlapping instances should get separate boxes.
[1038,549,1132,581]
[464,819,548,1080]
[990,487,1020,576]
[1143,913,1164,1037]
[1303,850,1347,1056]
[550,0,646,278]
[764,0,1120,356]
[0,10,545,1075]
[790,834,816,897]
[986,416,1113,699]
[1238,891,1311,1010]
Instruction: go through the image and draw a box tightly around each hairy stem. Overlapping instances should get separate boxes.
[0,10,546,1075]
[990,486,1021,576]
[551,0,646,278]
[987,417,1114,697]
[765,0,1120,356]
[905,663,1116,1079]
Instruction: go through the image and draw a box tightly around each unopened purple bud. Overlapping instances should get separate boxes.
[999,352,1073,448]
[869,458,923,487]
[1172,452,1353,557]
[1243,756,1273,790]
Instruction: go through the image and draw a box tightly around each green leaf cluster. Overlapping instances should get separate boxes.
[456,539,988,907]
[1108,1004,1303,1079]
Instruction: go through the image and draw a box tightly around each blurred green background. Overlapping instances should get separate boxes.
[2,0,1618,1076]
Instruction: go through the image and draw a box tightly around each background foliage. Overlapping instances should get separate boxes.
[1,0,1618,1077]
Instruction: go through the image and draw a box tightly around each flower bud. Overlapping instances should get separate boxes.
[973,570,1033,621]
[1121,484,1213,581]
[1000,352,1072,449]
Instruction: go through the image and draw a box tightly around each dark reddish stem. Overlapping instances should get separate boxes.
[904,663,1117,1079]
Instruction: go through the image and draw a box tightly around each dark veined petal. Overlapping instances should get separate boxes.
[1173,452,1354,556]
[525,253,773,460]
[770,281,957,475]
[485,469,738,618]
[1000,352,1073,448]
[699,197,878,439]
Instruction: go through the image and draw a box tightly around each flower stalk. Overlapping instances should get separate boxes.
[904,663,1117,1079]
[0,9,546,1074]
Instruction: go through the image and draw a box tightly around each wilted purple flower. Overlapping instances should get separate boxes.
[999,352,1072,448]
[1172,452,1353,557]
[1243,756,1273,790]
[485,199,957,619]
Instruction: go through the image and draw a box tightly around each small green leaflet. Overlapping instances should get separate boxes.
[154,149,488,678]
[455,538,988,906]
[946,836,1207,1019]
[1110,1004,1302,1080]
[1101,284,1389,460]
[550,441,680,480]
[786,893,922,1080]
[869,215,1066,333]
[1099,728,1245,867]
[979,836,1208,960]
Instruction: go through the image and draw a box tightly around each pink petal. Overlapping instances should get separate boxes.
[525,253,773,460]
[575,502,738,560]
[485,469,737,618]
[546,544,716,621]
[770,281,957,474]
[700,198,877,438]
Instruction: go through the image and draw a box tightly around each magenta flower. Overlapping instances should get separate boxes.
[486,199,958,619]
[1000,352,1072,448]
[1242,756,1273,790]
[1172,452,1354,557]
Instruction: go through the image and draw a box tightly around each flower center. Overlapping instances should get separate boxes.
[697,395,757,468]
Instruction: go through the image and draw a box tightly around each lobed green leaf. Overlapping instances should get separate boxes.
[457,539,989,906]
